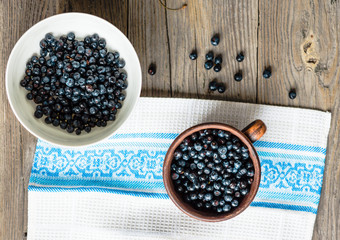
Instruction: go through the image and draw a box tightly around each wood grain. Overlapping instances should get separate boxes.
[258,1,340,239]
[128,0,171,97]
[0,1,56,239]
[0,0,339,239]
[165,0,258,101]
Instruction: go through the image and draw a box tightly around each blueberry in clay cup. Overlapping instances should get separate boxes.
[163,120,266,222]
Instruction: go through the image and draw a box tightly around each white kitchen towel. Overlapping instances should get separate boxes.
[28,97,331,240]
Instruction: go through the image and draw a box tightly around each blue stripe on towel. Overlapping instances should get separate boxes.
[106,133,326,154]
[250,202,317,214]
[28,186,317,214]
[31,132,326,216]
[29,175,165,190]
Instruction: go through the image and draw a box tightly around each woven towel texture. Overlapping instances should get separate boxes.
[28,97,331,240]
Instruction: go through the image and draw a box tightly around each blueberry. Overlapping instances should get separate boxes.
[238,168,247,177]
[203,168,211,175]
[45,33,54,42]
[240,188,249,196]
[231,199,239,207]
[67,32,75,41]
[229,181,237,189]
[208,80,218,91]
[26,93,33,100]
[206,52,214,61]
[98,38,106,48]
[241,152,249,159]
[236,52,244,62]
[206,184,214,192]
[263,68,271,78]
[211,200,219,207]
[31,56,39,63]
[89,107,98,115]
[191,133,198,141]
[289,89,296,99]
[148,64,156,75]
[214,182,221,190]
[210,171,218,181]
[247,169,254,177]
[200,182,207,190]
[172,173,179,180]
[211,34,220,46]
[196,162,205,170]
[205,202,212,209]
[204,193,213,201]
[56,121,66,130]
[214,55,222,64]
[224,194,233,202]
[189,51,197,60]
[187,184,195,191]
[99,49,107,58]
[52,119,60,126]
[213,64,221,72]
[234,72,242,82]
[75,129,82,135]
[194,142,203,151]
[76,45,85,54]
[91,33,99,43]
[216,207,223,213]
[34,110,43,118]
[204,60,214,70]
[44,117,52,124]
[239,180,247,189]
[50,55,58,62]
[40,49,47,57]
[40,39,48,49]
[223,204,231,212]
[118,59,126,68]
[234,160,242,169]
[217,84,226,93]
[66,78,74,87]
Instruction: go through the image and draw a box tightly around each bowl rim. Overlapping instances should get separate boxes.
[162,122,261,222]
[5,12,142,147]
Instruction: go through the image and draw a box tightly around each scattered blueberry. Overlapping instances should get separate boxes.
[214,55,222,64]
[211,34,220,46]
[189,51,198,60]
[217,84,226,93]
[206,52,214,61]
[236,52,244,62]
[204,60,214,70]
[148,64,156,75]
[209,80,218,91]
[289,89,297,99]
[263,68,271,78]
[213,64,221,72]
[234,72,242,82]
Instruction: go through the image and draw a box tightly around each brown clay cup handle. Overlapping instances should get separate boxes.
[242,120,267,143]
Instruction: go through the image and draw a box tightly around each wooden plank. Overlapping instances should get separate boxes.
[257,1,340,239]
[0,1,56,239]
[166,0,258,101]
[128,0,171,97]
[57,0,128,36]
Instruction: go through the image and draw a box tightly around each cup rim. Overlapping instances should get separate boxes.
[163,122,261,222]
[5,12,142,147]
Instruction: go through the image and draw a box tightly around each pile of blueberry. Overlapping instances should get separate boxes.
[20,32,128,135]
[171,129,254,214]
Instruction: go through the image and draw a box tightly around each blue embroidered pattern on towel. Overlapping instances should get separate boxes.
[29,133,327,214]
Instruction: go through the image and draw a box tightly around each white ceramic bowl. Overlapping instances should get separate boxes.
[6,13,141,147]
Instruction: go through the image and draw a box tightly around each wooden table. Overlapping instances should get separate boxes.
[1,0,339,239]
